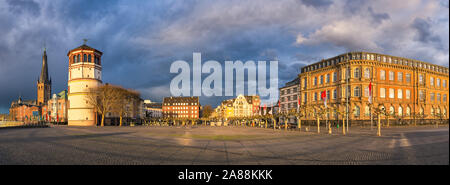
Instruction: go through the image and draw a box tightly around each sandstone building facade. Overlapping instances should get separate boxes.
[67,43,103,126]
[298,52,449,123]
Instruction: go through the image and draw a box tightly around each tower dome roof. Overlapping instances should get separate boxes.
[67,44,103,56]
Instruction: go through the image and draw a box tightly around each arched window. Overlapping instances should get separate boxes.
[354,68,360,78]
[431,107,434,116]
[88,55,91,62]
[77,54,80,63]
[354,86,361,97]
[398,106,403,116]
[444,108,447,117]
[364,68,370,78]
[354,106,360,117]
[419,107,424,115]
[436,107,441,115]
[389,106,394,115]
[73,55,76,63]
[83,54,87,62]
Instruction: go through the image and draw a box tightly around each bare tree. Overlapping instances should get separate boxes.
[113,87,140,126]
[86,84,122,127]
[201,105,214,118]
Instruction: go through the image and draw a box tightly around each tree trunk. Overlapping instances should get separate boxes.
[119,115,123,126]
[297,117,301,131]
[377,114,381,136]
[387,116,390,128]
[284,118,288,131]
[273,119,276,130]
[265,120,267,128]
[328,120,332,134]
[101,113,105,127]
[317,117,320,133]
[342,116,346,135]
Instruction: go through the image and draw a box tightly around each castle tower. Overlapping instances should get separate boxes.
[67,41,103,126]
[37,48,51,106]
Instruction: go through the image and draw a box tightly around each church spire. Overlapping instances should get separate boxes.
[38,48,50,84]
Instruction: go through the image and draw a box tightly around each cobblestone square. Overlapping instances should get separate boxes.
[0,125,448,165]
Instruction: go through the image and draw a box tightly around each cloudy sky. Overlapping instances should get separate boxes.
[0,0,448,113]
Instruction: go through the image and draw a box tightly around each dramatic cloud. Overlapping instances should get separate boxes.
[0,0,448,113]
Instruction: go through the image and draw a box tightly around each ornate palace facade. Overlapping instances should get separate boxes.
[298,52,449,122]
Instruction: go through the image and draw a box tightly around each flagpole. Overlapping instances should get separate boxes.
[346,55,349,133]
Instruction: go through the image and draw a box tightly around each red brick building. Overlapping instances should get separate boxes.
[9,98,41,122]
[162,97,200,118]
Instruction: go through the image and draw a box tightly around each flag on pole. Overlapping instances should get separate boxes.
[321,90,327,108]
[368,81,373,104]
[297,95,301,110]
[278,100,281,113]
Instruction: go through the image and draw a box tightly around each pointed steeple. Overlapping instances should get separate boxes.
[38,48,50,84]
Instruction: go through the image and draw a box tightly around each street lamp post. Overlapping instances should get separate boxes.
[346,56,350,133]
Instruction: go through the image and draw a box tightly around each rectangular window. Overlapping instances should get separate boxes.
[326,74,330,83]
[380,88,386,98]
[444,94,447,102]
[406,89,411,99]
[398,72,403,82]
[333,89,337,99]
[320,75,324,84]
[444,80,447,88]
[314,93,317,101]
[406,74,411,83]
[333,72,337,82]
[437,78,440,87]
[419,75,423,84]
[364,86,369,97]
[419,90,424,100]
[314,77,317,86]
[380,70,385,80]
[304,93,307,103]
[389,88,394,99]
[437,93,441,102]
[389,71,394,81]
[430,93,435,101]
[430,77,434,86]
[398,89,403,99]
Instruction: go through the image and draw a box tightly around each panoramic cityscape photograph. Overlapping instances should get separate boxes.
[0,0,448,183]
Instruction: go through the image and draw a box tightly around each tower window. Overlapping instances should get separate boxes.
[88,55,91,62]
[77,54,80,63]
[83,54,87,62]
